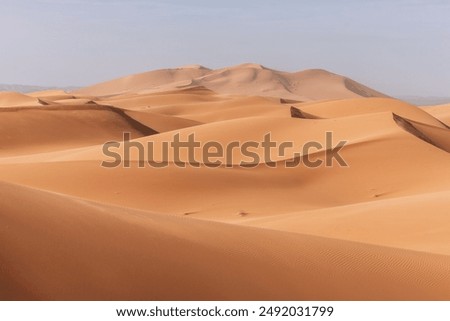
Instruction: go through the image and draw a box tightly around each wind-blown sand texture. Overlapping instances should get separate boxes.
[1,64,449,300]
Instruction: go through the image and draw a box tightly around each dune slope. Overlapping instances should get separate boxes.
[1,181,450,300]
[75,64,389,101]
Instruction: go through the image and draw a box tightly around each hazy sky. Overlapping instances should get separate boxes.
[0,0,449,96]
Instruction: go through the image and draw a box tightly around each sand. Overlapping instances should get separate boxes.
[0,64,449,300]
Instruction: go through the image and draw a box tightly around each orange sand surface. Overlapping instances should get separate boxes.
[1,65,449,300]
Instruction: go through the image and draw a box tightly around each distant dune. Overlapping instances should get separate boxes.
[74,64,389,101]
[0,64,449,300]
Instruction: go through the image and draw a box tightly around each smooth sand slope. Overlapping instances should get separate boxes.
[0,104,156,156]
[2,181,450,300]
[0,92,43,107]
[75,64,388,101]
[423,103,450,125]
[0,64,449,300]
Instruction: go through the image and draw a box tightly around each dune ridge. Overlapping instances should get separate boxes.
[74,64,389,101]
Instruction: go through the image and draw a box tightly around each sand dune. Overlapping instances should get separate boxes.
[1,111,449,216]
[0,104,155,156]
[423,103,450,125]
[0,92,43,107]
[1,181,450,300]
[243,190,450,255]
[0,64,449,300]
[74,65,211,96]
[295,97,447,127]
[75,64,389,101]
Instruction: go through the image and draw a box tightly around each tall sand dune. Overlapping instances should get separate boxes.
[75,64,389,101]
[74,65,211,96]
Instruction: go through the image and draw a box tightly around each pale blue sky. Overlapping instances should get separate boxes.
[0,0,449,96]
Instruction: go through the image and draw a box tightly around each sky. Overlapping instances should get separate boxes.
[0,0,449,96]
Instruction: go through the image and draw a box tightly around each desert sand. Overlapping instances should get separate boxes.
[1,64,449,300]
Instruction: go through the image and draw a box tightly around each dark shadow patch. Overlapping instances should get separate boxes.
[290,106,321,119]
